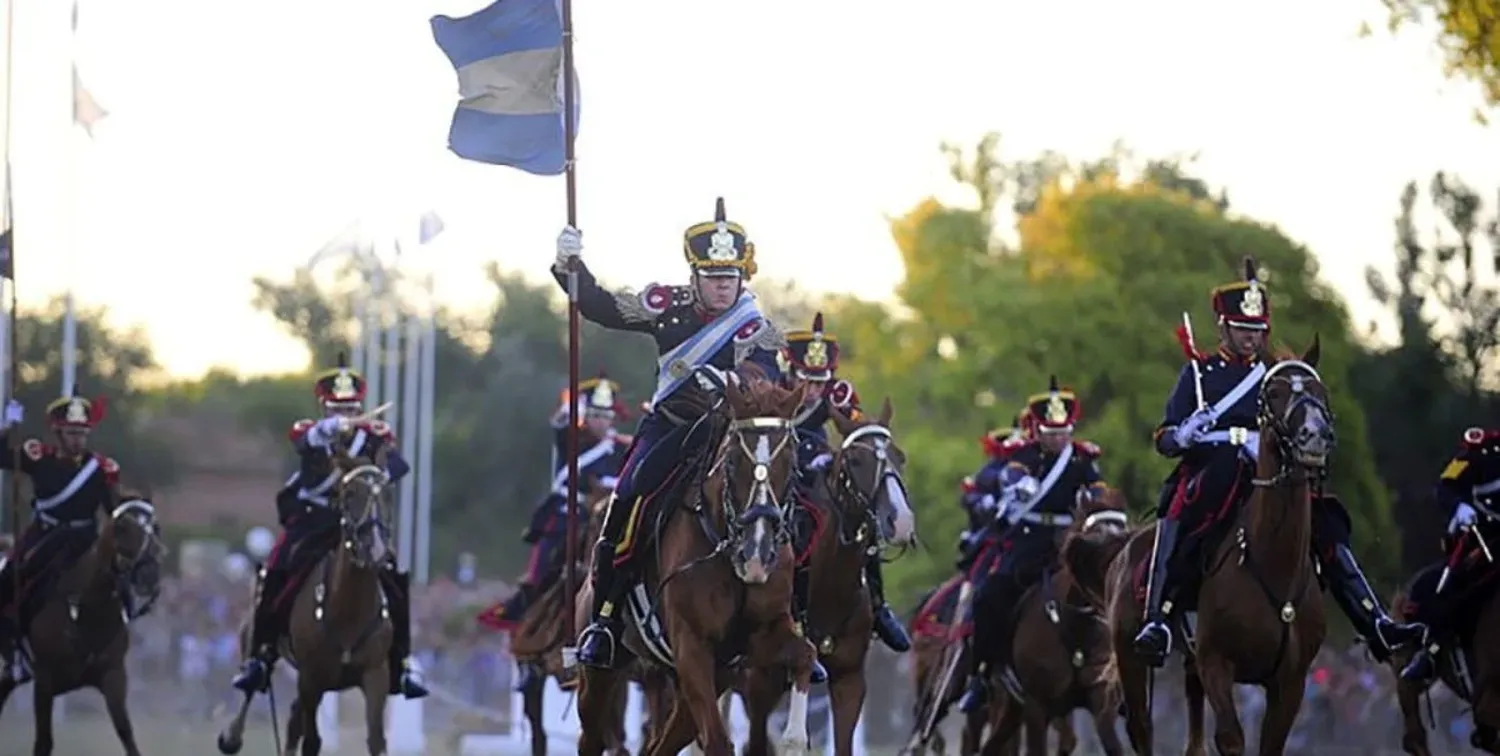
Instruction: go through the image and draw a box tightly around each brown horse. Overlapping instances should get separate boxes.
[979,488,1128,756]
[906,620,989,756]
[1079,343,1330,756]
[575,379,818,756]
[1389,574,1500,754]
[736,400,919,756]
[0,498,165,756]
[508,491,634,756]
[218,456,396,756]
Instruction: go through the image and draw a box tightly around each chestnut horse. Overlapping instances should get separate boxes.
[1081,342,1330,756]
[575,379,818,756]
[219,455,396,756]
[0,498,164,756]
[1389,572,1500,754]
[979,488,1128,756]
[735,400,919,756]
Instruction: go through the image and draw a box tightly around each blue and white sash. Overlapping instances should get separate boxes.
[1205,363,1267,423]
[652,293,762,404]
[551,433,618,499]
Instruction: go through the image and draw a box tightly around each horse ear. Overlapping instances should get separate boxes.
[779,383,808,419]
[828,403,858,436]
[1301,333,1321,368]
[878,397,894,426]
[722,378,747,415]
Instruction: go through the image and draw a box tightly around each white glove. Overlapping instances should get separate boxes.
[308,416,346,446]
[1171,409,1214,449]
[2,400,21,428]
[1449,502,1479,534]
[975,494,998,515]
[1011,475,1040,502]
[807,453,833,471]
[555,226,583,269]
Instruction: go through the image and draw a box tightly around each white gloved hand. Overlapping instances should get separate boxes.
[807,453,833,471]
[1171,409,1214,449]
[1011,475,1040,502]
[309,415,346,446]
[555,226,583,269]
[2,400,22,428]
[975,494,998,515]
[1449,502,1479,534]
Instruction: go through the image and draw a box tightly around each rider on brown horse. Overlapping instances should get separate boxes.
[1133,257,1424,667]
[1399,425,1500,682]
[962,409,1034,562]
[230,355,429,700]
[0,388,128,685]
[780,312,912,673]
[554,197,787,670]
[957,376,1106,713]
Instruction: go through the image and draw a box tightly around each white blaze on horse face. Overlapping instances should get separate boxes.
[754,434,772,465]
[878,439,916,544]
[738,518,772,584]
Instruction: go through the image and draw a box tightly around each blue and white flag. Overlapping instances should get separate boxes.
[418,211,445,244]
[431,0,579,175]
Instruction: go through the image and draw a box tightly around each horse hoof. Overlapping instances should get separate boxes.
[779,737,810,756]
[216,732,243,755]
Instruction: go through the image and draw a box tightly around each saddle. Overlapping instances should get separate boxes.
[910,574,966,640]
[270,527,342,615]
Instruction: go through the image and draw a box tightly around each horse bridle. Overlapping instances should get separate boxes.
[829,424,911,548]
[110,499,163,614]
[1253,359,1335,489]
[712,417,798,540]
[337,463,391,562]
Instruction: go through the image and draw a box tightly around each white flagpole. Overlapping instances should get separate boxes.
[399,293,420,573]
[61,293,75,393]
[415,274,435,585]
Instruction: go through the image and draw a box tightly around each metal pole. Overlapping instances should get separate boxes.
[367,265,385,409]
[6,0,21,562]
[350,292,365,373]
[61,293,75,393]
[560,0,581,644]
[415,274,436,585]
[399,300,420,574]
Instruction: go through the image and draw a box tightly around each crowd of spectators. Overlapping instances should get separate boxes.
[5,572,1480,754]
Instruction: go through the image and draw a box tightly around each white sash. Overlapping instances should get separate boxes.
[1205,362,1267,422]
[552,434,617,496]
[35,457,101,511]
[1006,443,1074,524]
[652,293,762,404]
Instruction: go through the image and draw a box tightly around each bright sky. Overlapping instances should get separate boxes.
[1,0,1495,379]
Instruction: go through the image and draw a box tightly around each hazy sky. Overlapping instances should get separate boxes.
[2,0,1495,379]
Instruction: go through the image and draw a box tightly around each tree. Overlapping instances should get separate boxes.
[1376,0,1500,110]
[831,136,1396,605]
[8,298,178,494]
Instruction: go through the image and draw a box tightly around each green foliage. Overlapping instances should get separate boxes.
[1376,0,1500,112]
[831,136,1396,605]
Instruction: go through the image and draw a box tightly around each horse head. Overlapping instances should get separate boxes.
[335,457,393,570]
[1070,485,1129,538]
[708,379,806,585]
[1258,336,1335,486]
[109,496,166,608]
[827,398,917,547]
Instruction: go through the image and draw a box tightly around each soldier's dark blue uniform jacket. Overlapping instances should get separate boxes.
[525,426,629,543]
[1151,350,1264,526]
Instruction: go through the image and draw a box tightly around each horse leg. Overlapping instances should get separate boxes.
[960,704,986,756]
[98,664,142,756]
[647,693,701,756]
[978,697,1023,756]
[1254,671,1309,756]
[578,666,624,756]
[605,673,631,756]
[665,637,734,756]
[1395,676,1433,756]
[1052,716,1077,756]
[218,690,255,754]
[299,690,325,756]
[1020,704,1048,756]
[284,695,305,756]
[1084,684,1124,756]
[828,669,867,756]
[741,672,779,756]
[1181,661,1205,756]
[523,675,547,756]
[1195,652,1245,756]
[775,637,818,756]
[0,675,16,718]
[1114,649,1153,754]
[361,666,390,755]
[30,676,56,756]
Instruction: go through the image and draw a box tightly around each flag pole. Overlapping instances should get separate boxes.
[5,0,22,590]
[560,0,582,647]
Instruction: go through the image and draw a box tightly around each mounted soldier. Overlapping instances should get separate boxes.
[229,355,428,699]
[553,197,786,669]
[487,374,630,634]
[1133,257,1423,666]
[781,313,910,658]
[958,376,1106,712]
[1399,426,1500,682]
[0,389,125,684]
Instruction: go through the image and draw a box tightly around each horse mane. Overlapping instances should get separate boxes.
[730,380,801,417]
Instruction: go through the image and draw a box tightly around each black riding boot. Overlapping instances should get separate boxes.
[792,564,828,684]
[578,539,628,669]
[865,552,912,652]
[0,560,25,684]
[232,568,287,693]
[1402,574,1460,683]
[1323,544,1426,662]
[1132,518,1180,667]
[959,579,1013,713]
[383,569,429,699]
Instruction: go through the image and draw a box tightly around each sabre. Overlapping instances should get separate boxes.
[1181,312,1206,411]
[1436,527,1471,595]
[1474,524,1494,563]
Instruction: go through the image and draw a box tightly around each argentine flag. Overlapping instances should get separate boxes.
[431,0,580,175]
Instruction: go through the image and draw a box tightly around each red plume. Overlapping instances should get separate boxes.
[1174,324,1204,361]
[981,432,1005,459]
[89,395,109,425]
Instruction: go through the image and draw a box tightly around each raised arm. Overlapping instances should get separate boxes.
[550,226,659,334]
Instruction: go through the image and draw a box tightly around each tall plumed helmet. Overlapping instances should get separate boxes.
[1210,255,1270,331]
